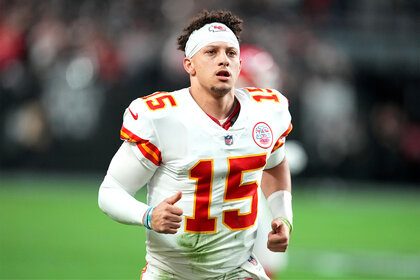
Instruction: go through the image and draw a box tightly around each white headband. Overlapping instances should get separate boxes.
[185,22,240,58]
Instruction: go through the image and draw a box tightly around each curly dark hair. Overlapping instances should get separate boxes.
[177,10,243,53]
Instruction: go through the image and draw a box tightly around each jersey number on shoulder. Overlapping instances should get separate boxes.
[142,92,177,111]
[185,154,266,233]
[245,87,280,103]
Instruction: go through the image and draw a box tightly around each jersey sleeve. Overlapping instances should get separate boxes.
[98,142,154,226]
[264,89,293,169]
[120,98,162,167]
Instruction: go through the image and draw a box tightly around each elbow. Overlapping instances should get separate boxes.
[97,184,108,214]
[98,191,104,212]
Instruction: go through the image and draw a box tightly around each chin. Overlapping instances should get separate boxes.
[210,85,232,96]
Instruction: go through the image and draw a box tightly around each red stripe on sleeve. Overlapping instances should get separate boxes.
[137,143,161,166]
[281,122,293,138]
[271,122,293,153]
[120,125,143,142]
[120,125,161,166]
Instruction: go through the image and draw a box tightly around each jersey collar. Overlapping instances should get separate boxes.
[205,99,241,130]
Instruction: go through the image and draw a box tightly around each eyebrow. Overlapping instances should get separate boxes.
[203,44,238,51]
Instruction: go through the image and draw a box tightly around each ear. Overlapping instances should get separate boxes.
[183,57,196,76]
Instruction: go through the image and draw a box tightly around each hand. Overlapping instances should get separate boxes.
[267,218,290,252]
[150,191,183,234]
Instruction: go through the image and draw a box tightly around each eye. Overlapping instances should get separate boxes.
[206,49,216,54]
[227,50,237,57]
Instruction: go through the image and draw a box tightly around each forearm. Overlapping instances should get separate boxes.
[98,175,149,225]
[261,157,293,230]
[261,157,291,197]
[98,142,156,226]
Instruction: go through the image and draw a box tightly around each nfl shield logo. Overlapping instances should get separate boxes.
[225,135,233,145]
[248,256,258,266]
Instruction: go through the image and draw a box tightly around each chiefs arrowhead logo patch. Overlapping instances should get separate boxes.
[252,122,273,149]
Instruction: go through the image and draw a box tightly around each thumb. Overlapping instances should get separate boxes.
[166,191,182,205]
[271,218,284,232]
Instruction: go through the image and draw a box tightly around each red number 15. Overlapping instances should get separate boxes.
[185,154,267,233]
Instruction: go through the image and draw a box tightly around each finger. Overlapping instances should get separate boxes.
[268,228,289,243]
[267,238,288,247]
[267,242,288,252]
[162,228,178,234]
[169,222,181,229]
[268,232,288,243]
[160,223,181,231]
[163,222,182,233]
[165,191,182,205]
[154,220,181,234]
[169,205,184,216]
[267,233,289,252]
[167,213,183,223]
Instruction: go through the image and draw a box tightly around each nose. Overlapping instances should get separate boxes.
[217,52,229,67]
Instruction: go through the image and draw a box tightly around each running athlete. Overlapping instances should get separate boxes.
[98,10,293,280]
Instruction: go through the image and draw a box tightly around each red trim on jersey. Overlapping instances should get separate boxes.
[140,262,148,279]
[120,125,142,142]
[137,142,161,166]
[282,122,293,138]
[272,122,293,153]
[206,114,220,126]
[206,100,240,130]
[272,138,285,152]
[120,125,161,166]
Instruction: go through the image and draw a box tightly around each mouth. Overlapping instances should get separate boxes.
[216,70,231,80]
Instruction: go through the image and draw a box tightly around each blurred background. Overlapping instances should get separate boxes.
[0,0,419,279]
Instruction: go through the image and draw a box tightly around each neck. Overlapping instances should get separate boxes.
[189,84,236,120]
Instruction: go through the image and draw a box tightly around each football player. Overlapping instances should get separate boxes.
[98,10,293,280]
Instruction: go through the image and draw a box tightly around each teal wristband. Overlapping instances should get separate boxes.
[143,207,153,230]
[145,207,155,230]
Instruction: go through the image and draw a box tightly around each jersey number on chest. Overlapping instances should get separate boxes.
[185,154,267,233]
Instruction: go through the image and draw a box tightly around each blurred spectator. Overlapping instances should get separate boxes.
[0,0,418,183]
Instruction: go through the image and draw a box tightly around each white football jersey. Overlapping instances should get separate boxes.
[120,87,292,279]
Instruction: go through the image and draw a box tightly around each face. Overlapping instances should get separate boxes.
[184,41,242,97]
